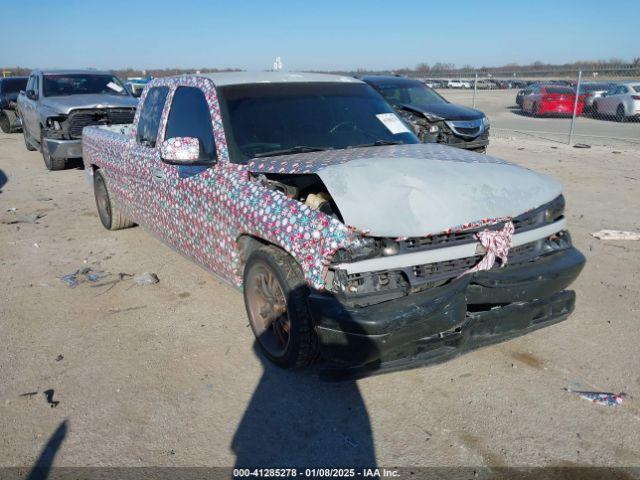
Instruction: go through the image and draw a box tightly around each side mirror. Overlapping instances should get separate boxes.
[601,92,607,97]
[26,89,38,100]
[160,137,216,166]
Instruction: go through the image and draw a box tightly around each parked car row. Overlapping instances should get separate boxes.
[516,81,640,121]
[423,78,562,90]
[3,69,584,374]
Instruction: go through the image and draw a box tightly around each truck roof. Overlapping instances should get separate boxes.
[200,71,363,86]
[32,69,115,76]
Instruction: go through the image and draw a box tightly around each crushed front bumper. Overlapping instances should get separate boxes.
[44,138,82,160]
[310,247,585,378]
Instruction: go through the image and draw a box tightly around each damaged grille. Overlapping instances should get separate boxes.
[411,242,540,283]
[401,195,564,253]
[445,119,484,138]
[67,108,136,139]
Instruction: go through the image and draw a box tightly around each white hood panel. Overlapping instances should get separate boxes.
[317,156,563,237]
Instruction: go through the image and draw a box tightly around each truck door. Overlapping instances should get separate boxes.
[126,85,170,227]
[21,74,39,140]
[154,85,229,276]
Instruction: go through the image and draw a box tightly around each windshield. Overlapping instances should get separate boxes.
[43,74,129,97]
[374,82,446,107]
[1,78,27,93]
[218,82,418,162]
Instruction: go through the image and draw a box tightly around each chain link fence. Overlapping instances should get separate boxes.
[405,67,640,148]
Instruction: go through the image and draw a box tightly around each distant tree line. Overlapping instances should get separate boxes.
[3,58,639,79]
[330,58,640,78]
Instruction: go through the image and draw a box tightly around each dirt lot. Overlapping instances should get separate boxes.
[443,89,640,148]
[1,131,639,468]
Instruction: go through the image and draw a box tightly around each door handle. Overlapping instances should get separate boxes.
[151,168,166,180]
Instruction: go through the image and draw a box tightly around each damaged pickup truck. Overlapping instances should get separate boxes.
[17,70,138,170]
[82,72,585,375]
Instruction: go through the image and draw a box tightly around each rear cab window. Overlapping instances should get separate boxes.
[545,87,573,94]
[136,86,169,148]
[1,78,27,94]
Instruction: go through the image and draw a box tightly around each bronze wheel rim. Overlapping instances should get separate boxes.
[246,264,290,357]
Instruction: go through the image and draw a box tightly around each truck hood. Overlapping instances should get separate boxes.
[248,144,562,237]
[400,102,484,121]
[40,94,138,114]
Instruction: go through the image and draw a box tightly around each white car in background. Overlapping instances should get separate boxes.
[592,82,640,121]
[447,79,471,89]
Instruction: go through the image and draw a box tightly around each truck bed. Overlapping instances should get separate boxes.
[82,124,134,176]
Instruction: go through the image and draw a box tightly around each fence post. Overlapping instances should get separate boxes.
[568,70,582,145]
[473,72,478,108]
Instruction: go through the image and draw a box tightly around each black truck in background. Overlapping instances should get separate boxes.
[0,77,28,133]
[362,76,490,152]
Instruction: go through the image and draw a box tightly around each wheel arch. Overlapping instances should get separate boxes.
[235,234,296,282]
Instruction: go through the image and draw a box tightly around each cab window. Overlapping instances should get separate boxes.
[136,86,169,148]
[164,86,216,159]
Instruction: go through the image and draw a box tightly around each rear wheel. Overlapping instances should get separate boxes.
[93,169,134,230]
[41,131,67,170]
[0,111,11,133]
[616,104,626,122]
[243,245,318,369]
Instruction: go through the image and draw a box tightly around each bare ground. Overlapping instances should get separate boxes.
[0,132,639,468]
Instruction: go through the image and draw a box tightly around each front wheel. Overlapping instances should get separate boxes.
[41,132,68,170]
[531,102,539,117]
[93,169,135,230]
[23,129,36,151]
[243,246,318,369]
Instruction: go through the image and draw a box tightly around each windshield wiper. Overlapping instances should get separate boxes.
[347,140,404,149]
[253,146,331,158]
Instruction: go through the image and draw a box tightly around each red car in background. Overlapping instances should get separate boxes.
[521,85,584,117]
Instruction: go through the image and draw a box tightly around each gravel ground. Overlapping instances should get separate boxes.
[0,131,639,468]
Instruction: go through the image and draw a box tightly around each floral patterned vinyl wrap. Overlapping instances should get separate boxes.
[83,75,515,290]
[83,76,358,289]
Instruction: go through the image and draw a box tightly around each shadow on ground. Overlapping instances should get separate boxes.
[27,420,67,480]
[0,169,7,192]
[231,344,376,468]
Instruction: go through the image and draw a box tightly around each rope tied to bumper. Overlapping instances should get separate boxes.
[462,220,515,276]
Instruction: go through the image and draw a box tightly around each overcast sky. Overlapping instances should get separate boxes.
[3,0,638,71]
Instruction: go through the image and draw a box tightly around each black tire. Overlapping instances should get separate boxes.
[592,102,600,118]
[0,111,11,133]
[243,245,318,369]
[23,129,37,151]
[41,131,68,170]
[93,169,135,230]
[616,104,626,122]
[532,102,539,117]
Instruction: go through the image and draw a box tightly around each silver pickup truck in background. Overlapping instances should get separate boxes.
[17,69,138,170]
